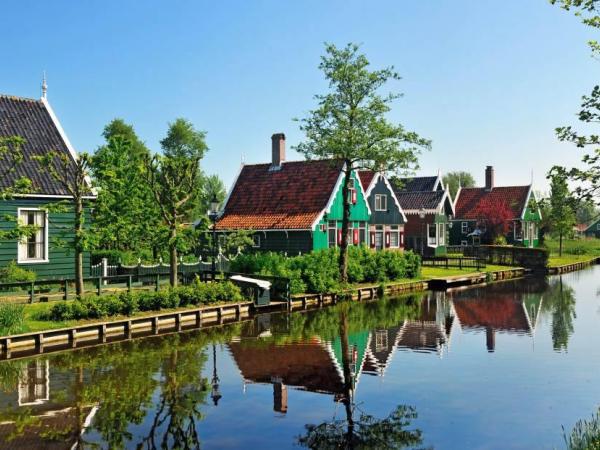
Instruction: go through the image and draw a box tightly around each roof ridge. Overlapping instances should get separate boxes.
[0,93,41,103]
[463,185,530,190]
[241,158,339,167]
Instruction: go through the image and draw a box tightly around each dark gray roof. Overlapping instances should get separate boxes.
[0,94,78,196]
[394,176,440,192]
[394,190,446,211]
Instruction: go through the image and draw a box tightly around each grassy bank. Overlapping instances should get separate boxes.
[543,237,600,268]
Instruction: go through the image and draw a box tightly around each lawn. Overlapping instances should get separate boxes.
[421,264,510,278]
[543,237,600,267]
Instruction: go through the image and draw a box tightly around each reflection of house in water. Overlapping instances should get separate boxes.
[363,293,455,376]
[451,280,545,352]
[0,359,97,450]
[228,315,369,413]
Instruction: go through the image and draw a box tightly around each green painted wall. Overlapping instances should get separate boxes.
[0,198,91,279]
[313,170,371,251]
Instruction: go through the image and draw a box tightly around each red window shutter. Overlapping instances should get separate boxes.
[353,228,359,245]
[351,189,357,204]
[337,229,342,245]
[370,231,376,248]
[385,232,391,248]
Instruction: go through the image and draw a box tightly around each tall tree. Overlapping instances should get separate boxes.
[35,151,94,297]
[548,169,577,256]
[91,120,161,252]
[443,171,475,198]
[575,199,599,224]
[296,43,430,282]
[191,174,226,223]
[551,1,600,207]
[145,119,207,286]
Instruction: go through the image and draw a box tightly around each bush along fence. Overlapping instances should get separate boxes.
[230,247,422,295]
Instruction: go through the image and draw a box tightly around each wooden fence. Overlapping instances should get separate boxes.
[422,256,486,270]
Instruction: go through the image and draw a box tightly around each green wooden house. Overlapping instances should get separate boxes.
[450,166,542,248]
[215,133,371,253]
[358,170,407,250]
[584,218,600,239]
[0,92,94,279]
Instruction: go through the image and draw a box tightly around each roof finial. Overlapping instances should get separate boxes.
[41,71,47,99]
[530,169,534,185]
[241,153,245,165]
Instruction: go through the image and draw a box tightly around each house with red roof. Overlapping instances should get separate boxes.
[390,172,454,256]
[357,170,407,250]
[215,133,371,253]
[450,166,542,248]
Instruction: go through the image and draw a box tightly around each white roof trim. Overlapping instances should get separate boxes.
[521,185,541,220]
[442,189,455,216]
[218,162,245,217]
[433,171,444,191]
[379,173,407,222]
[310,166,346,230]
[41,97,95,194]
[356,169,372,216]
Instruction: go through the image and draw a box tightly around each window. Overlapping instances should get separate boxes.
[374,194,387,211]
[428,224,437,246]
[375,330,388,352]
[18,209,47,263]
[328,221,337,248]
[597,223,600,230]
[523,221,529,240]
[514,221,523,240]
[389,225,400,248]
[252,234,261,248]
[358,221,366,244]
[438,223,446,246]
[461,222,469,234]
[347,178,356,204]
[18,360,49,406]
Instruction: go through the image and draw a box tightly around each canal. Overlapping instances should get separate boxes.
[0,265,598,449]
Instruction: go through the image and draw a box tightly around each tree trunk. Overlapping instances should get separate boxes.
[74,197,85,297]
[169,225,178,287]
[339,310,355,444]
[559,231,563,257]
[338,168,352,283]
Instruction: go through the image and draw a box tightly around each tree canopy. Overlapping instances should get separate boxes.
[443,171,475,198]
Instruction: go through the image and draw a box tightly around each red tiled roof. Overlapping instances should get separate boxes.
[358,170,376,192]
[217,160,343,230]
[455,186,530,220]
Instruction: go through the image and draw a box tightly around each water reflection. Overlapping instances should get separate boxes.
[0,270,596,449]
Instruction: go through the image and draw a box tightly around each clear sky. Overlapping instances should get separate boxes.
[1,0,597,192]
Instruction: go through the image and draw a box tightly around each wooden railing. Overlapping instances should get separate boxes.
[422,256,486,270]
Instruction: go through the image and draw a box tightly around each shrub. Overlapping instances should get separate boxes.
[231,247,422,294]
[0,304,25,335]
[0,261,36,284]
[47,281,244,321]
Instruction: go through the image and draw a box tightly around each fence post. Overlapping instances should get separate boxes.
[155,274,160,292]
[97,277,102,296]
[459,258,462,270]
[29,281,35,303]
[127,275,132,293]
[102,258,108,285]
[64,280,69,300]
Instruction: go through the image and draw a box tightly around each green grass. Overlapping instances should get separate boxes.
[544,237,600,257]
[421,264,509,278]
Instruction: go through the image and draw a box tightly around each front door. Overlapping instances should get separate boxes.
[529,223,535,248]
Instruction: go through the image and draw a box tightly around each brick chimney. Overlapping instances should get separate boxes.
[271,133,285,167]
[485,166,494,191]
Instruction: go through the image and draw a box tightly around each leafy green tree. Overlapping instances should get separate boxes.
[576,199,599,225]
[145,118,207,286]
[296,43,430,282]
[551,2,600,208]
[193,174,226,221]
[443,171,475,198]
[35,151,94,296]
[91,119,161,253]
[548,169,577,256]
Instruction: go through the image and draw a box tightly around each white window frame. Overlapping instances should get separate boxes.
[328,220,337,248]
[438,223,446,246]
[252,234,261,248]
[374,194,387,212]
[17,208,49,264]
[461,221,469,234]
[427,224,438,247]
[389,225,400,248]
[523,221,529,241]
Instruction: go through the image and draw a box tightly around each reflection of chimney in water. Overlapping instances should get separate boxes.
[486,327,496,352]
[273,380,288,414]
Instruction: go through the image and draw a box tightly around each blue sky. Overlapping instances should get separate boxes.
[1,0,597,192]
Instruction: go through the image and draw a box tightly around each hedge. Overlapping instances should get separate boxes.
[47,280,244,322]
[231,246,421,294]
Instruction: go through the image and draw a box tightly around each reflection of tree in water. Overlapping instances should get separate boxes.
[541,277,577,352]
[297,306,427,450]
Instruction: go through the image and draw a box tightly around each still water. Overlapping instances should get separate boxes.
[0,266,599,449]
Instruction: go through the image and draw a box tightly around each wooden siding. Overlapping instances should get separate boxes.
[254,230,313,254]
[585,219,600,238]
[0,198,91,279]
[366,177,405,225]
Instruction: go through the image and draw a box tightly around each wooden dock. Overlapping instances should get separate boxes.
[0,302,253,361]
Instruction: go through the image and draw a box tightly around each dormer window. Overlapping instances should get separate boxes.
[375,194,387,211]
